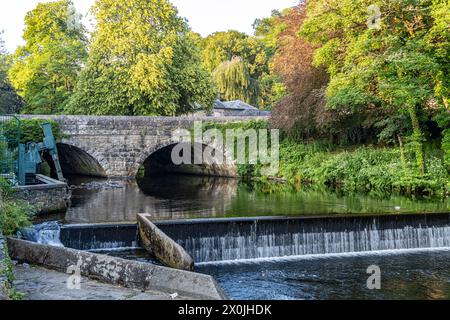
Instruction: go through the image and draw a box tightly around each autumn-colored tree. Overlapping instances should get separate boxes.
[269,4,330,140]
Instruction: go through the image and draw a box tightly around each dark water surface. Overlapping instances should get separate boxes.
[64,175,449,224]
[196,249,450,300]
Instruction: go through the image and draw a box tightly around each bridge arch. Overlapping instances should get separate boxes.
[56,143,107,177]
[134,141,237,179]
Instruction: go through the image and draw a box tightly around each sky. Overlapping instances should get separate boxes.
[0,0,299,53]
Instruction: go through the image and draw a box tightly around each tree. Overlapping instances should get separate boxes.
[253,10,289,110]
[201,31,269,78]
[8,1,87,114]
[66,0,215,116]
[201,30,275,108]
[300,0,449,173]
[212,56,259,105]
[0,31,23,114]
[269,4,331,140]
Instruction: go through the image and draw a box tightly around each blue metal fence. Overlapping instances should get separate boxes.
[0,115,20,186]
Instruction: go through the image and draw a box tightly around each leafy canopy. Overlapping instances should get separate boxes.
[0,31,23,114]
[66,0,215,116]
[300,0,449,114]
[8,0,87,114]
[300,0,450,172]
[212,56,259,105]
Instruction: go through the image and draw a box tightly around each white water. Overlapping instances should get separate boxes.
[20,221,64,247]
[197,247,450,266]
[182,221,450,263]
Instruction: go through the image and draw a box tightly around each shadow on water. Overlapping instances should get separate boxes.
[62,174,448,224]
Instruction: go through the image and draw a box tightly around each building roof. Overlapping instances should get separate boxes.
[213,100,259,110]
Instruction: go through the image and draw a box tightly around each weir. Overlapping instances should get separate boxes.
[51,213,450,263]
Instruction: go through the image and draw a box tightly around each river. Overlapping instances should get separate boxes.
[61,174,449,224]
[39,174,450,300]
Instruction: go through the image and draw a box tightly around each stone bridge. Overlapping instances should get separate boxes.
[24,115,267,178]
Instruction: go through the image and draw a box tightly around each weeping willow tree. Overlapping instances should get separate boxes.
[212,56,259,106]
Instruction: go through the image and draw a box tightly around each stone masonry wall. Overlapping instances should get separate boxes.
[23,115,268,178]
[13,175,70,214]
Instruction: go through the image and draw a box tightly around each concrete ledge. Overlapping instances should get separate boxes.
[7,237,227,300]
[138,214,194,271]
[12,174,71,214]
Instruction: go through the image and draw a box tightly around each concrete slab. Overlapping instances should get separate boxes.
[14,264,193,300]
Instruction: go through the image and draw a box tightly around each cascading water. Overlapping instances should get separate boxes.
[27,214,450,264]
[158,215,450,263]
[19,221,64,247]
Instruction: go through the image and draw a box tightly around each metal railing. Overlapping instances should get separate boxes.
[0,114,20,186]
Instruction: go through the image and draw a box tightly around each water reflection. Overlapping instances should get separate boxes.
[64,174,449,224]
[65,175,238,224]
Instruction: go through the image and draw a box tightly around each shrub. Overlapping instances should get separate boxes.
[277,142,448,197]
[3,118,62,144]
[0,188,32,236]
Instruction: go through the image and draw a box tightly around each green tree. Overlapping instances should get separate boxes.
[8,1,87,114]
[0,31,23,114]
[201,30,278,108]
[201,30,269,78]
[212,56,259,105]
[67,0,215,116]
[300,0,450,174]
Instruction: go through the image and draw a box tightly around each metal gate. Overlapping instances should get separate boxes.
[0,114,20,186]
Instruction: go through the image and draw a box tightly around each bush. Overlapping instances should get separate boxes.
[442,129,450,171]
[3,118,62,144]
[0,188,32,236]
[277,142,449,197]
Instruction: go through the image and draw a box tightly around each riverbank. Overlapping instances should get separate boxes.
[203,120,449,198]
[276,141,449,197]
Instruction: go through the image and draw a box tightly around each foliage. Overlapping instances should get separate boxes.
[278,140,449,197]
[201,30,278,109]
[2,118,62,144]
[253,10,290,109]
[202,120,448,196]
[0,188,32,236]
[201,120,269,177]
[201,30,269,79]
[268,4,331,140]
[442,128,450,170]
[434,110,450,170]
[8,1,87,114]
[0,242,25,300]
[66,0,215,116]
[0,31,23,114]
[299,0,450,174]
[212,57,259,106]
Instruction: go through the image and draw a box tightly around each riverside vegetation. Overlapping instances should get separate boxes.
[202,120,449,198]
[0,186,32,300]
